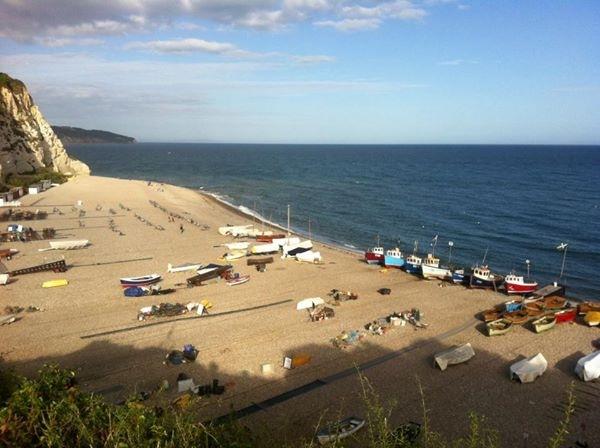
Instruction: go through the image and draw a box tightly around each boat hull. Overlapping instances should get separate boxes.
[383,255,404,268]
[471,275,504,289]
[365,252,384,265]
[421,264,451,280]
[506,281,538,294]
[120,275,162,288]
[404,262,422,275]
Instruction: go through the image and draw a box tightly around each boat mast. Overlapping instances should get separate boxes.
[308,217,311,240]
[413,240,418,255]
[431,235,438,257]
[482,247,489,266]
[287,204,291,241]
[525,259,530,279]
[558,243,568,281]
[448,241,454,265]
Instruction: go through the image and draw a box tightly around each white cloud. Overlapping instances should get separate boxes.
[315,18,380,31]
[342,1,427,21]
[125,38,256,57]
[34,37,105,47]
[291,54,336,64]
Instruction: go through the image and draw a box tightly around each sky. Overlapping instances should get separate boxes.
[0,0,599,144]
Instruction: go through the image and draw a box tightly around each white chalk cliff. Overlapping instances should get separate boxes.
[0,73,90,181]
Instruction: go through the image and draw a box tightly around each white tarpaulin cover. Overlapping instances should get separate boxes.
[296,297,324,311]
[574,351,600,382]
[296,250,322,263]
[434,343,475,371]
[510,353,547,383]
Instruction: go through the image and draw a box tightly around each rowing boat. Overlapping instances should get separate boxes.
[532,314,556,333]
[120,273,162,288]
[555,308,576,324]
[226,273,250,286]
[167,262,203,273]
[504,310,529,325]
[222,250,246,261]
[222,242,250,251]
[316,417,365,445]
[486,318,512,336]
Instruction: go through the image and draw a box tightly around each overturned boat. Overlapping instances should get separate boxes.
[222,242,250,251]
[218,225,252,236]
[282,240,313,257]
[296,250,322,263]
[167,262,203,273]
[187,264,232,286]
[316,417,365,445]
[251,242,279,255]
[510,353,547,383]
[39,240,90,251]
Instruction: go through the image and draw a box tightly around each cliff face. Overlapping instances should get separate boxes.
[0,73,90,181]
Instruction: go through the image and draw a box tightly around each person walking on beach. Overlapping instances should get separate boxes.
[179,224,184,233]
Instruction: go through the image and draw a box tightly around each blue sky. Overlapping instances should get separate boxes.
[0,0,598,144]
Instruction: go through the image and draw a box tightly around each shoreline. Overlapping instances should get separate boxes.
[2,174,599,446]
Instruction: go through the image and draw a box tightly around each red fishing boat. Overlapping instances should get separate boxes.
[554,308,576,324]
[365,246,384,265]
[505,273,538,294]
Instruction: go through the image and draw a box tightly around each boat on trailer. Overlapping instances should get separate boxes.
[120,273,162,288]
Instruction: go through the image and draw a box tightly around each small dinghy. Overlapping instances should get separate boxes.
[251,243,279,255]
[523,300,545,319]
[577,301,600,315]
[40,239,90,251]
[226,273,250,286]
[555,308,576,324]
[167,262,203,273]
[222,242,250,251]
[120,273,162,288]
[222,250,246,261]
[316,417,365,445]
[532,314,556,333]
[218,225,252,236]
[543,295,566,310]
[486,318,512,336]
[481,308,502,322]
[584,311,600,327]
[504,310,529,325]
[296,250,322,263]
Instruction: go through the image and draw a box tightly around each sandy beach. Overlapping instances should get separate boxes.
[1,175,598,447]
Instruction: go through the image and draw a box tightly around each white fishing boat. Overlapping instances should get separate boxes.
[39,239,90,251]
[251,242,279,255]
[222,242,250,251]
[296,250,322,263]
[218,225,252,236]
[421,252,451,280]
[167,262,203,273]
[120,273,162,288]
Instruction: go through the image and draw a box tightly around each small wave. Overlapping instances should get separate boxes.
[344,243,357,249]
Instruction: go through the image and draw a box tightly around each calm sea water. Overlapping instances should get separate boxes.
[68,144,600,299]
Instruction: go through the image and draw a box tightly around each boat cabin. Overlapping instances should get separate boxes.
[505,274,523,283]
[386,248,403,258]
[370,247,384,255]
[406,255,422,265]
[473,265,491,279]
[422,253,440,267]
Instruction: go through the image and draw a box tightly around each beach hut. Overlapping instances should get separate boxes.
[40,179,52,190]
[10,187,23,199]
[28,184,42,195]
[1,191,14,202]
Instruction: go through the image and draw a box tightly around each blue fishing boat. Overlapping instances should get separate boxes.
[404,254,422,274]
[470,265,504,289]
[384,247,404,268]
[452,269,468,284]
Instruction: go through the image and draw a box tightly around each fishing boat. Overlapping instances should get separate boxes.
[383,247,404,268]
[222,242,250,251]
[404,240,422,274]
[0,248,18,259]
[42,279,68,288]
[365,234,385,265]
[222,250,247,261]
[251,243,279,255]
[451,269,468,284]
[316,417,365,445]
[296,250,322,263]
[532,314,557,333]
[167,262,203,273]
[504,310,529,325]
[505,274,538,294]
[486,318,512,336]
[120,274,162,288]
[470,265,504,289]
[421,253,452,280]
[226,273,250,286]
[555,308,577,324]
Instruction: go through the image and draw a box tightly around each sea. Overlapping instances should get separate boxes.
[68,144,600,300]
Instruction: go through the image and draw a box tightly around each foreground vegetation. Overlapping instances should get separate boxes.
[1,168,69,192]
[0,365,577,447]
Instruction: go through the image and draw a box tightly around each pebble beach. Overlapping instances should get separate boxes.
[2,175,599,447]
